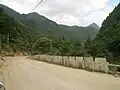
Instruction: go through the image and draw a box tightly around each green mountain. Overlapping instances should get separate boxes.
[96,3,120,63]
[0,4,99,41]
[0,10,36,53]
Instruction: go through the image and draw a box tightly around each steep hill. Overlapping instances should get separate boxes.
[0,4,99,41]
[96,3,120,63]
[0,10,36,53]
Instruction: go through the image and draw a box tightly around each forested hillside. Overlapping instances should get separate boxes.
[96,3,120,64]
[0,9,36,54]
[0,4,99,41]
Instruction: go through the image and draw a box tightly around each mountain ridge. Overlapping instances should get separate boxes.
[0,4,99,41]
[0,4,100,28]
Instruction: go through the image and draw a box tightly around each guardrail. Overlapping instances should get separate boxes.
[108,64,120,76]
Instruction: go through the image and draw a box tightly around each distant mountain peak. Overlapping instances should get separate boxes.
[88,23,100,29]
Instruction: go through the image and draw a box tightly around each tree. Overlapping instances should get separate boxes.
[89,43,98,61]
[27,29,36,55]
[34,37,51,54]
[80,43,86,60]
[84,37,98,61]
[58,39,71,56]
[0,34,2,53]
[70,42,82,57]
[84,37,92,54]
[105,50,114,63]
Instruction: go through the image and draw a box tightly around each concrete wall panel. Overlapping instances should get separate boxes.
[30,55,109,73]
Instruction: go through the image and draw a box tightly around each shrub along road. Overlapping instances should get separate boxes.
[3,57,120,90]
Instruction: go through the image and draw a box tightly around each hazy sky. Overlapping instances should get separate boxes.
[0,0,119,26]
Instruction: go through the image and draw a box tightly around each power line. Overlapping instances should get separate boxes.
[36,0,40,3]
[21,0,24,5]
[32,0,44,11]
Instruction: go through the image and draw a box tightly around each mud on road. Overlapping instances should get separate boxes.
[2,57,120,90]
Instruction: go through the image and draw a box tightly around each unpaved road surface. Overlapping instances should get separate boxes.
[3,57,120,90]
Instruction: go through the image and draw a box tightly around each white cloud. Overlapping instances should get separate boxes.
[52,13,80,26]
[0,0,118,26]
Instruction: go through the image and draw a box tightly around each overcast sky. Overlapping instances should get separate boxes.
[0,0,119,26]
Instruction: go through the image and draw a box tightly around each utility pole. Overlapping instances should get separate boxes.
[21,0,24,5]
[0,34,2,53]
[0,37,1,51]
[7,33,10,48]
[29,29,33,55]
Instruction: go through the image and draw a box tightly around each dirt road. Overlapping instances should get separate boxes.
[3,57,120,90]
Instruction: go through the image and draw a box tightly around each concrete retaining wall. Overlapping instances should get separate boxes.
[30,55,109,73]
